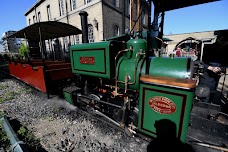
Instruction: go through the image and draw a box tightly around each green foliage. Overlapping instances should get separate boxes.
[0,84,7,90]
[0,111,3,116]
[17,126,39,149]
[0,122,10,149]
[17,126,27,136]
[0,97,4,103]
[19,43,29,57]
[0,91,15,103]
[19,88,32,94]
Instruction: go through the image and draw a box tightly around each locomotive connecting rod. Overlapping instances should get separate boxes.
[78,95,122,109]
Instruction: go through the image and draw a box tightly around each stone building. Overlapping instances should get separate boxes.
[24,0,148,58]
[164,30,216,54]
[1,31,22,53]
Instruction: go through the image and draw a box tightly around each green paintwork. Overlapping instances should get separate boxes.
[149,57,191,78]
[70,41,123,79]
[116,39,192,90]
[116,39,146,90]
[138,83,194,143]
[63,91,73,104]
[126,39,147,58]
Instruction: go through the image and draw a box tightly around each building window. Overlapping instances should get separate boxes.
[85,0,92,4]
[63,37,69,52]
[113,25,119,36]
[127,0,130,15]
[113,0,116,5]
[59,0,64,16]
[47,5,52,20]
[38,12,41,22]
[143,14,147,25]
[28,19,31,25]
[71,0,76,10]
[75,35,80,44]
[88,24,94,43]
[113,0,119,7]
[33,15,36,23]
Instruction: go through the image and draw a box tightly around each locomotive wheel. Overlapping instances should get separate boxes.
[128,110,138,127]
[86,94,100,115]
[86,105,96,115]
[113,108,123,122]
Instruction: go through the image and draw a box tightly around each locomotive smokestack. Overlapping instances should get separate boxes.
[79,11,89,43]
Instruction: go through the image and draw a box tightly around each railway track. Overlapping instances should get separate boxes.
[0,74,148,151]
[1,65,227,152]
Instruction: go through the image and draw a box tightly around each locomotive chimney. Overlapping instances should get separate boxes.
[79,11,89,43]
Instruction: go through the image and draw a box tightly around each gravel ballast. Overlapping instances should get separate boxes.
[0,79,148,152]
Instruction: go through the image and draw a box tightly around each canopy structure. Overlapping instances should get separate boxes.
[152,0,219,12]
[7,21,82,41]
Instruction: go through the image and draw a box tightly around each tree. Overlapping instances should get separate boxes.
[19,43,29,57]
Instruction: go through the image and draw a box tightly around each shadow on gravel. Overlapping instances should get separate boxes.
[0,61,10,81]
[0,71,10,82]
[8,118,47,152]
[147,119,195,152]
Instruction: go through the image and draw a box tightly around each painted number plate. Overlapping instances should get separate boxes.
[80,57,95,64]
[149,96,176,114]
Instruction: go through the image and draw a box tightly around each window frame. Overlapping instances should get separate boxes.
[71,0,76,10]
[38,12,41,22]
[88,24,94,43]
[113,0,119,7]
[47,5,52,21]
[75,35,80,44]
[127,0,130,15]
[59,0,65,16]
[85,0,92,4]
[113,25,120,36]
[33,15,36,23]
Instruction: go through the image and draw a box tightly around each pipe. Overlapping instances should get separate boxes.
[79,11,89,43]
[114,49,128,96]
[145,1,151,75]
[158,11,165,48]
[0,116,28,152]
[130,0,134,35]
[136,0,141,32]
[78,95,122,109]
[200,42,204,62]
[122,0,126,34]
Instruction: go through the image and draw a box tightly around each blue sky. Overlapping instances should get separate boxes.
[0,0,37,51]
[164,0,228,35]
[0,0,227,51]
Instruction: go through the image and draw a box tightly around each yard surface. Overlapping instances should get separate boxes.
[0,78,147,152]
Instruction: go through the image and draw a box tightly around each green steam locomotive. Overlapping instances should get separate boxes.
[64,36,196,142]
